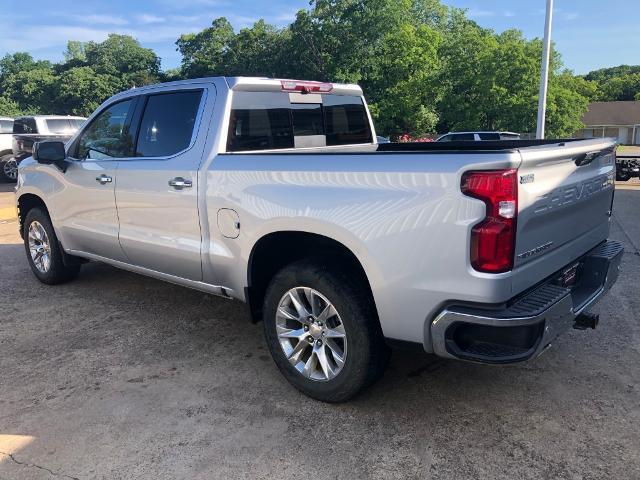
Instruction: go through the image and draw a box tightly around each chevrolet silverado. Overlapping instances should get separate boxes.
[15,77,623,402]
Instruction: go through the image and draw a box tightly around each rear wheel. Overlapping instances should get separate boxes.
[23,208,80,284]
[263,259,389,402]
[0,157,17,183]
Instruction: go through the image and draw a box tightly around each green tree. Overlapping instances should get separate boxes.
[84,34,160,87]
[584,65,640,83]
[282,0,445,135]
[0,96,22,117]
[226,20,288,77]
[54,67,122,116]
[63,40,88,63]
[2,67,57,113]
[368,23,442,136]
[546,73,597,137]
[436,19,592,136]
[0,52,51,83]
[177,18,236,78]
[597,73,640,101]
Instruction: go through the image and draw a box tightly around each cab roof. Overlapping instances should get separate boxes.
[111,76,364,98]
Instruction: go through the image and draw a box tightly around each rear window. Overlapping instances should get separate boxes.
[46,119,82,135]
[451,133,476,141]
[227,91,372,152]
[13,118,37,134]
[0,120,12,134]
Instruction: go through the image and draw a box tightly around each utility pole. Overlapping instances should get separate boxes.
[536,0,554,139]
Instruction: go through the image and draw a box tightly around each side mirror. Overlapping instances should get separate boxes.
[33,141,68,172]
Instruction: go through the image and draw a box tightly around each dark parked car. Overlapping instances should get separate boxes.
[615,149,640,181]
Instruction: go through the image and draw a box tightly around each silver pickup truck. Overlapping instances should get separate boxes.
[15,77,623,402]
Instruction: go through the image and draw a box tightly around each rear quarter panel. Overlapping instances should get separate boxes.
[203,151,521,347]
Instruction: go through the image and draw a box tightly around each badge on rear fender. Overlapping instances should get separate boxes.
[517,241,553,259]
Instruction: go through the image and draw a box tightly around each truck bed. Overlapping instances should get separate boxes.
[236,138,600,155]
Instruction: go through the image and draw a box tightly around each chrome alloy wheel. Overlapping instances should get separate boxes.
[276,287,347,381]
[3,159,17,181]
[28,221,52,273]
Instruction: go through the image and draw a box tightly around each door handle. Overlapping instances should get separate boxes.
[95,174,112,185]
[168,177,193,190]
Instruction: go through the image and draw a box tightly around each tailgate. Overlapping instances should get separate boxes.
[514,138,616,271]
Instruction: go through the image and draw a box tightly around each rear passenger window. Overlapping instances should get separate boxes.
[226,91,372,152]
[228,92,293,152]
[136,90,203,157]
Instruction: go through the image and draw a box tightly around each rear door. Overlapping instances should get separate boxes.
[115,86,211,281]
[514,139,616,270]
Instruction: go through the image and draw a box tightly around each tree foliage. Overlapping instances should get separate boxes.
[582,65,640,102]
[172,1,596,137]
[0,1,628,136]
[0,36,159,117]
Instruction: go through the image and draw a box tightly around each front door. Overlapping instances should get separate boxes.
[57,98,137,261]
[115,88,209,281]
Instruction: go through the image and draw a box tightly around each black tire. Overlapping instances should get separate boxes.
[23,208,80,285]
[615,169,630,182]
[0,156,17,183]
[263,259,389,402]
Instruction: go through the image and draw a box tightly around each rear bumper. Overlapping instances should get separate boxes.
[431,240,623,364]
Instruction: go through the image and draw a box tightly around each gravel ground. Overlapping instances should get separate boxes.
[0,183,639,480]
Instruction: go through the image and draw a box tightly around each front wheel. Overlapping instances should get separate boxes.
[0,157,17,183]
[23,208,80,284]
[263,259,389,402]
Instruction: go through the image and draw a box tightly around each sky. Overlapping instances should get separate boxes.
[0,0,637,75]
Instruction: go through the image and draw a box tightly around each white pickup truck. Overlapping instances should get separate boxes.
[16,77,623,402]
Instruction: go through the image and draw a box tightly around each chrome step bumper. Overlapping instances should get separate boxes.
[431,240,624,364]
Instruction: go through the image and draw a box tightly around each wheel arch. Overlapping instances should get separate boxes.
[245,230,379,325]
[17,193,50,239]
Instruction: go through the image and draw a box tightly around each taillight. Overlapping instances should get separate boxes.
[461,169,518,273]
[280,80,333,93]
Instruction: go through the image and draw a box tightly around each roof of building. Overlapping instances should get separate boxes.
[583,101,640,126]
